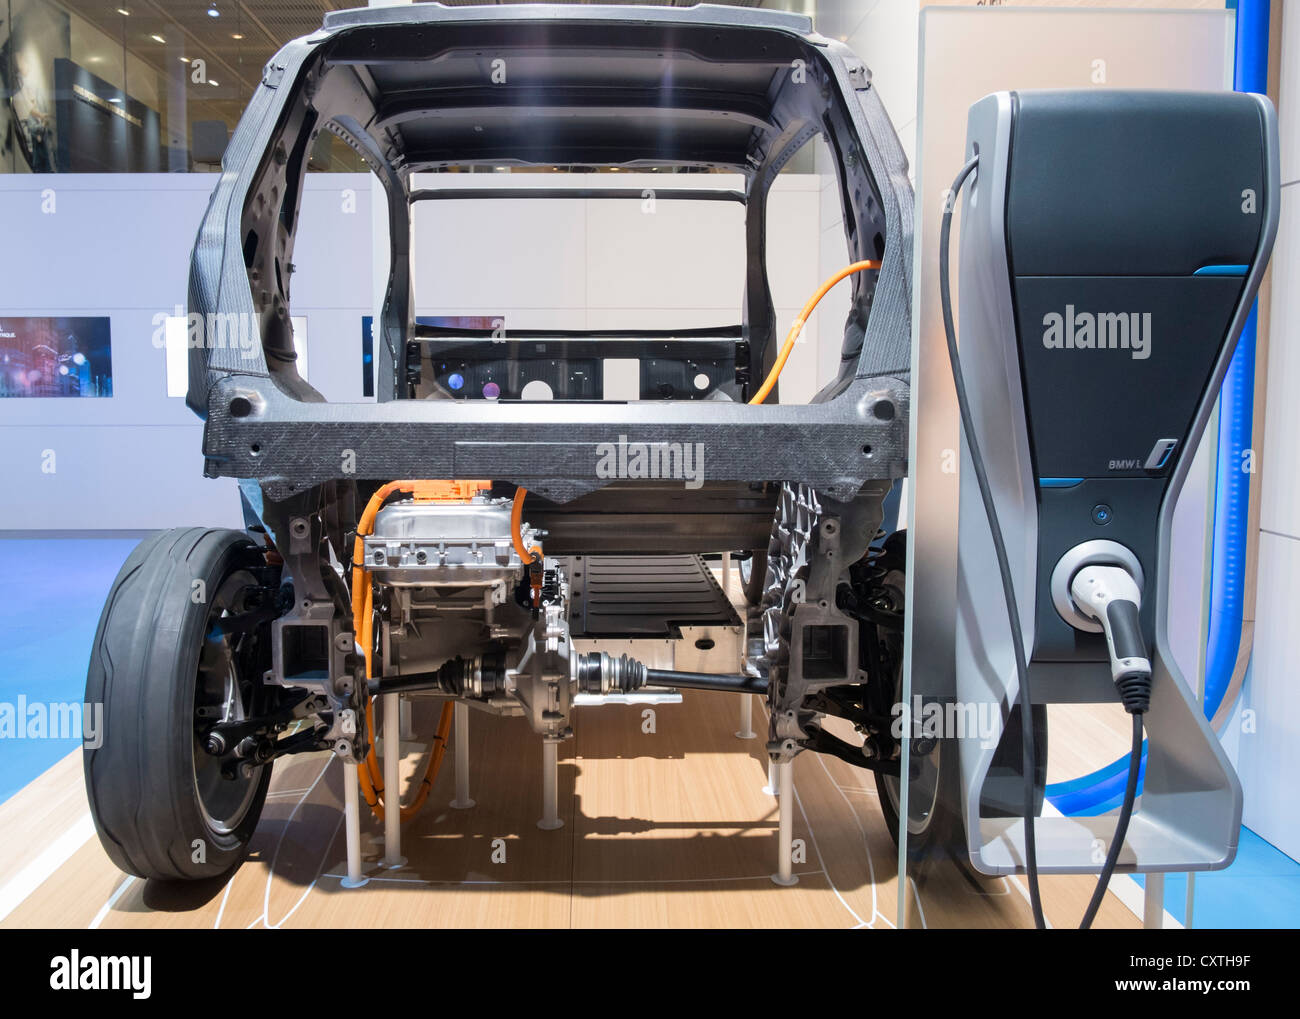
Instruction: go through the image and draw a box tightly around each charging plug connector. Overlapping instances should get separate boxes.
[1070,564,1152,713]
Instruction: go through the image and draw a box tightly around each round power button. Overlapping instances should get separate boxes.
[1091,504,1114,526]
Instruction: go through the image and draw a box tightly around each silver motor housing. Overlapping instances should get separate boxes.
[366,495,573,739]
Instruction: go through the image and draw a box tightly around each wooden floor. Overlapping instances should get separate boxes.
[0,567,1143,929]
[0,684,1138,929]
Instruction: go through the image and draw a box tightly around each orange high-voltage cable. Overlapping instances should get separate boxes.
[748,259,881,405]
[351,481,488,822]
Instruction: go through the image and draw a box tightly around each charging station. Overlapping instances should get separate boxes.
[949,89,1280,878]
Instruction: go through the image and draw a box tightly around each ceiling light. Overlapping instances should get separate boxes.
[231,33,243,40]
[116,7,130,15]
[150,33,165,44]
[180,56,190,64]
[108,97,122,104]
[207,5,221,17]
[209,79,220,87]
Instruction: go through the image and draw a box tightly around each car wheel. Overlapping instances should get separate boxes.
[84,528,274,881]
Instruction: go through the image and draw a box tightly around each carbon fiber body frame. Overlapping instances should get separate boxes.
[187,4,913,505]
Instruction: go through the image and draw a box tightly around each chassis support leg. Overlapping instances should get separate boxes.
[538,737,564,830]
[340,760,369,889]
[450,702,475,809]
[763,758,778,796]
[771,761,798,886]
[1144,872,1166,929]
[380,692,406,869]
[736,693,756,740]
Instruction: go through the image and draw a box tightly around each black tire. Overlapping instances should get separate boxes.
[739,549,767,605]
[84,527,274,881]
[869,531,955,858]
[872,529,1049,855]
[876,734,965,863]
[875,709,1048,854]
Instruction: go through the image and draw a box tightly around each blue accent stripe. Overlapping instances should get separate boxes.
[1046,753,1132,797]
[1206,312,1256,721]
[1204,0,1267,723]
[1201,1,1263,717]
[1047,743,1148,816]
[1038,477,1083,489]
[1194,264,1249,276]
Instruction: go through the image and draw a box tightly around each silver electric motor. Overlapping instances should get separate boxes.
[364,494,575,740]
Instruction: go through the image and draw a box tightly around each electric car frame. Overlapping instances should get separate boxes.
[83,3,979,882]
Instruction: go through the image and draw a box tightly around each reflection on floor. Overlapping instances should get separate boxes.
[1,688,1143,929]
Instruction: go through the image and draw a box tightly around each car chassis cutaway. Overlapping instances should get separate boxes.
[85,4,929,883]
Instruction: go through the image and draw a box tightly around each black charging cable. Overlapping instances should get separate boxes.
[1078,711,1144,928]
[939,154,1045,929]
[940,154,1153,930]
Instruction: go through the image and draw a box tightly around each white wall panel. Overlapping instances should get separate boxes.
[1278,6,1300,186]
[1259,185,1300,540]
[764,178,822,310]
[0,424,240,531]
[1240,531,1300,859]
[414,197,591,311]
[586,196,745,312]
[290,182,374,312]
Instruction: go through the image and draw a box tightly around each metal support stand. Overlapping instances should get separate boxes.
[721,551,732,597]
[538,737,564,830]
[771,761,798,886]
[380,692,406,869]
[399,695,414,741]
[736,693,756,740]
[1143,872,1166,929]
[340,760,369,889]
[763,757,778,796]
[450,701,475,809]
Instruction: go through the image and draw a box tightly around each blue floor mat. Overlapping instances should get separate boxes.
[0,537,143,804]
[1130,826,1299,928]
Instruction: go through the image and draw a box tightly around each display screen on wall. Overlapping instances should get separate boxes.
[0,316,112,397]
[361,315,375,398]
